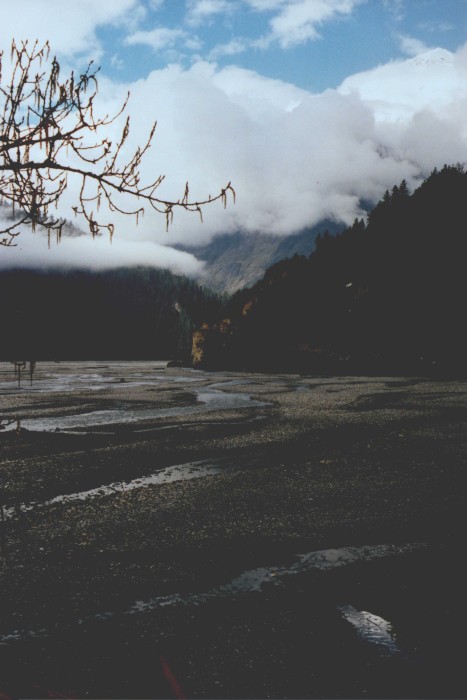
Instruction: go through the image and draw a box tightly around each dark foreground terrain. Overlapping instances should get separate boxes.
[0,362,466,699]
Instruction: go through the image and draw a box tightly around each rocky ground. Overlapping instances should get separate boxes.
[0,362,466,699]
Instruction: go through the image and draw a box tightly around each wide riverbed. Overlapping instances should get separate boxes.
[0,362,466,698]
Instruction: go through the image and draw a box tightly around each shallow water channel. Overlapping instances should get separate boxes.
[17,388,266,432]
[1,361,268,432]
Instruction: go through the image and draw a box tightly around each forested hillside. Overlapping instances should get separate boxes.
[194,165,467,374]
[1,267,223,360]
[4,165,466,371]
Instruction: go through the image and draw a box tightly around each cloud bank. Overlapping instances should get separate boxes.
[98,44,467,249]
[0,219,205,277]
[0,0,141,60]
[1,0,467,276]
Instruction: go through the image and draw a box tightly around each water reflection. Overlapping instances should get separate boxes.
[127,543,426,614]
[17,388,266,432]
[0,543,425,649]
[4,459,226,520]
[338,605,401,654]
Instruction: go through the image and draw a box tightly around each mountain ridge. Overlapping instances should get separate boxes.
[177,220,344,294]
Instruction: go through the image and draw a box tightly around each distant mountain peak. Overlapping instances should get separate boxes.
[409,47,452,67]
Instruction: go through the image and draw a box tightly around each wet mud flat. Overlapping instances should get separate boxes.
[0,362,466,698]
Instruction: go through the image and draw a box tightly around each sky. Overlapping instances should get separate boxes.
[1,0,467,276]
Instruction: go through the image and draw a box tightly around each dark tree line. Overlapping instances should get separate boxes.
[198,165,467,374]
[1,266,223,360]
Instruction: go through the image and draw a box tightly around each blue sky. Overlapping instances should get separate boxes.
[1,0,467,274]
[98,0,467,90]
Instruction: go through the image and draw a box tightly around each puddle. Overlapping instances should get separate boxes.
[338,605,400,654]
[196,389,265,410]
[126,543,426,614]
[4,459,226,520]
[0,543,426,646]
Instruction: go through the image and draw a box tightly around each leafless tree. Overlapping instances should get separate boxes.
[0,40,235,247]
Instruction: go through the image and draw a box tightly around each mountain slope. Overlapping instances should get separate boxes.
[193,165,467,374]
[179,221,343,294]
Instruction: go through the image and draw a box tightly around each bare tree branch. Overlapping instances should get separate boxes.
[0,40,235,247]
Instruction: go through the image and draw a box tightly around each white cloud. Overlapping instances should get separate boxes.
[110,54,125,70]
[0,220,205,277]
[125,27,191,51]
[338,47,462,123]
[209,1,366,62]
[186,0,233,25]
[418,20,454,34]
[80,42,467,255]
[397,34,432,57]
[5,44,467,269]
[271,0,364,47]
[211,63,307,115]
[209,38,249,59]
[246,1,288,9]
[246,0,366,48]
[0,0,142,60]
